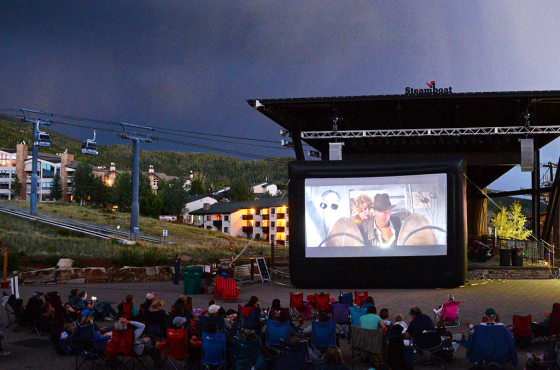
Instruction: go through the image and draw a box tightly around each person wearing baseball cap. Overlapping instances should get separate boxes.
[360,193,402,248]
[480,308,504,326]
[138,292,158,322]
[208,304,221,316]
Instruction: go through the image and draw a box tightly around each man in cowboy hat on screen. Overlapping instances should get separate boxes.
[360,193,402,248]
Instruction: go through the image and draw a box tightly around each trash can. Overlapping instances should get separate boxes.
[499,249,511,266]
[182,266,203,295]
[511,248,524,266]
[477,247,487,262]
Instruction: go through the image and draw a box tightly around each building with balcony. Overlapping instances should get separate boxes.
[92,163,179,194]
[189,196,289,243]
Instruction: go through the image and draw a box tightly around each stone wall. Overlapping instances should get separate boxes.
[19,266,175,285]
[468,268,555,280]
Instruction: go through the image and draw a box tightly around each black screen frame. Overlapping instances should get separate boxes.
[288,156,466,289]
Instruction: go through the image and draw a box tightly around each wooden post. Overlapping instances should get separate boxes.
[2,243,8,284]
[270,240,275,266]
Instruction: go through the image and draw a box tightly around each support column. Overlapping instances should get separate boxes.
[130,139,140,240]
[30,123,39,215]
[466,184,487,240]
[532,138,541,238]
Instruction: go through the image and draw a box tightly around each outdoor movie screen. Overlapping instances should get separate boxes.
[305,173,447,258]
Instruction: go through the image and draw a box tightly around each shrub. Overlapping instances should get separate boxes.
[57,229,70,237]
[0,252,20,272]
[142,247,171,266]
[116,248,142,267]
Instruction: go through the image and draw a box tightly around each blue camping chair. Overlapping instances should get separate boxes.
[311,321,336,360]
[202,332,228,370]
[233,336,266,370]
[274,339,314,370]
[332,304,351,343]
[266,320,290,348]
[349,306,367,342]
[339,292,353,305]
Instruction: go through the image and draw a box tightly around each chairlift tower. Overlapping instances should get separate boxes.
[116,123,157,241]
[20,109,53,216]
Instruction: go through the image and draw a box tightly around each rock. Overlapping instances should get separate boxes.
[55,268,83,281]
[112,267,146,282]
[19,268,56,284]
[83,267,110,283]
[57,278,86,284]
[145,267,156,277]
[148,266,172,281]
[57,258,73,269]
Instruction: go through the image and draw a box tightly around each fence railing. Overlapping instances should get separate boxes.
[496,238,553,265]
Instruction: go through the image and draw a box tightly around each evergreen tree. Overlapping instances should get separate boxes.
[11,173,23,200]
[162,178,189,215]
[72,163,93,205]
[112,172,152,212]
[50,172,63,201]
[142,193,164,218]
[189,178,205,195]
[229,178,255,201]
[90,175,107,206]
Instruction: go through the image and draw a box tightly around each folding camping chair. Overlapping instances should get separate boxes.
[268,306,290,321]
[466,324,518,368]
[350,327,384,370]
[239,305,262,338]
[233,336,266,370]
[354,291,368,307]
[265,319,290,348]
[3,293,21,330]
[510,314,532,349]
[311,320,336,361]
[201,332,228,370]
[277,338,314,370]
[222,278,241,302]
[438,300,460,328]
[75,323,107,370]
[165,327,190,370]
[213,275,226,299]
[289,292,305,323]
[536,303,560,343]
[312,293,331,319]
[349,306,367,343]
[412,329,447,369]
[332,304,351,343]
[339,292,353,305]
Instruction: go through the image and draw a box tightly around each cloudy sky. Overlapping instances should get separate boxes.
[1,1,560,191]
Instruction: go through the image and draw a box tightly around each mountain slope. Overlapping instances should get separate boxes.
[0,114,291,185]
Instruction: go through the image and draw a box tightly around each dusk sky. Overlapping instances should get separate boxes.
[1,1,560,191]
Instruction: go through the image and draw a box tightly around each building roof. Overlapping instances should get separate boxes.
[249,90,560,189]
[0,148,17,154]
[190,196,289,215]
[185,194,214,203]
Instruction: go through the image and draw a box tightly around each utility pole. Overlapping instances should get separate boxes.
[116,123,157,241]
[20,109,53,215]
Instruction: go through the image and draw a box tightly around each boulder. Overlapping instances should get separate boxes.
[57,278,86,284]
[56,258,74,269]
[83,267,110,283]
[146,266,172,281]
[55,268,83,282]
[113,267,146,282]
[20,268,56,284]
[145,267,156,277]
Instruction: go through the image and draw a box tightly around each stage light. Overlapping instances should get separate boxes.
[279,128,291,137]
[281,140,294,148]
[307,150,321,158]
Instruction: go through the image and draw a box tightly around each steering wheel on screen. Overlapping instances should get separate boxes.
[318,233,366,248]
[400,226,447,246]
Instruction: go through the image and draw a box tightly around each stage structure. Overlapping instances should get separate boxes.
[248,89,560,288]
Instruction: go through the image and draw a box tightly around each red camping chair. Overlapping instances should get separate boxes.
[354,291,368,307]
[313,293,331,319]
[238,305,260,338]
[105,328,150,369]
[440,300,460,327]
[535,303,560,343]
[222,278,240,302]
[269,307,290,321]
[164,327,190,370]
[511,315,532,349]
[289,292,305,323]
[213,275,226,299]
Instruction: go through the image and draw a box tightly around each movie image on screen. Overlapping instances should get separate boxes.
[305,173,447,258]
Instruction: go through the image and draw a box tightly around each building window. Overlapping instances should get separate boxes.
[0,153,11,167]
[224,215,229,221]
[11,170,15,178]
[207,226,212,230]
[207,216,211,221]
[42,163,55,178]
[0,182,9,190]
[42,182,52,190]
[255,221,260,227]
[271,208,276,214]
[0,170,9,178]
[224,227,229,233]
[0,194,9,200]
[286,208,289,215]
[271,221,275,228]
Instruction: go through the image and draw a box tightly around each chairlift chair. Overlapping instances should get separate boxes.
[81,130,98,155]
[36,131,51,147]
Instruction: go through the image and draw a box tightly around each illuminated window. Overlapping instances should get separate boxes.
[42,163,55,178]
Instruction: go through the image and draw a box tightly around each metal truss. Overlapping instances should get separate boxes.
[301,125,560,139]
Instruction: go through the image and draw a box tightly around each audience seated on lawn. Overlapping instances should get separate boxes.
[361,296,376,310]
[433,294,458,321]
[319,345,350,370]
[139,292,158,321]
[147,300,168,332]
[118,294,140,320]
[379,308,391,327]
[172,294,193,316]
[208,299,226,316]
[77,291,118,321]
[303,312,332,335]
[393,313,407,332]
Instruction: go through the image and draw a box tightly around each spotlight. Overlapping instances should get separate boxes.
[279,128,291,137]
[254,100,264,110]
[307,150,321,158]
[281,140,294,148]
